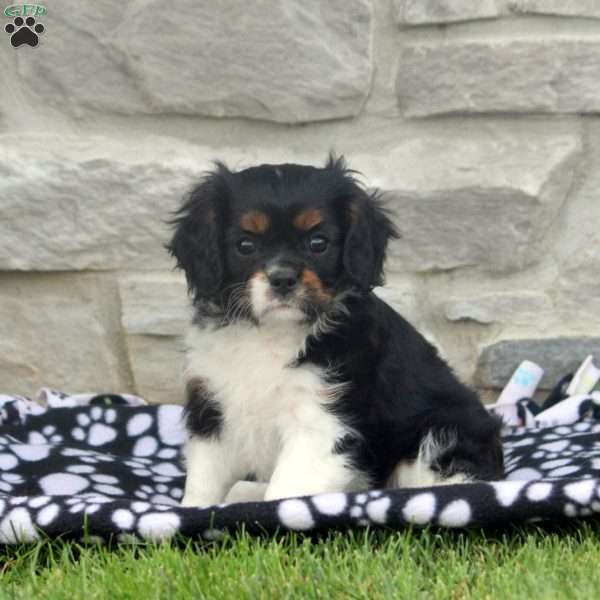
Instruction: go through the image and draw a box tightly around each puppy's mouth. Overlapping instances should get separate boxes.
[258,299,304,320]
[249,270,330,324]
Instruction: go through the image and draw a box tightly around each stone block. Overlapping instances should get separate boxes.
[395,0,499,24]
[477,337,600,389]
[397,39,600,117]
[14,0,373,123]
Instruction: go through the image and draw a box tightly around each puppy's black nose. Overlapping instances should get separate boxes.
[268,266,300,295]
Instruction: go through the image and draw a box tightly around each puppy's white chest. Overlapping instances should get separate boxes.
[185,321,343,478]
[185,320,314,405]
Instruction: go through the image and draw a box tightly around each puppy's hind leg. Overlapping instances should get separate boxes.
[387,431,471,489]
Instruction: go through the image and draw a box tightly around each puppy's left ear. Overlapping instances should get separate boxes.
[343,191,398,291]
[166,164,230,303]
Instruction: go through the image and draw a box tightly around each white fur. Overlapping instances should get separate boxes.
[386,431,470,488]
[225,481,269,504]
[181,315,368,507]
[250,272,306,324]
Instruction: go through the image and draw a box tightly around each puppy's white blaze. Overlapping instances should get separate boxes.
[249,273,305,324]
[387,430,470,488]
[249,273,271,320]
[182,318,366,505]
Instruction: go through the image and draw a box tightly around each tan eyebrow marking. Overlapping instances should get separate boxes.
[239,210,270,234]
[293,208,323,231]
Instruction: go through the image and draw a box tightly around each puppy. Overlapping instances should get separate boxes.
[168,156,504,507]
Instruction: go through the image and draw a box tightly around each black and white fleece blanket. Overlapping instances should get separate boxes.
[1,367,600,544]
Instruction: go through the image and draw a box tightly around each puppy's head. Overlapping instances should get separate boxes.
[167,156,397,325]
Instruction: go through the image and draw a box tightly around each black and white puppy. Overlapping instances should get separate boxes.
[168,156,504,507]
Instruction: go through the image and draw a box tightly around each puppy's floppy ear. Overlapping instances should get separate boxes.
[328,156,398,291]
[166,164,230,303]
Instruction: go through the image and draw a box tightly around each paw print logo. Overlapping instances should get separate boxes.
[4,16,45,48]
[72,407,118,447]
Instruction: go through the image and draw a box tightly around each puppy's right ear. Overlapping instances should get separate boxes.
[166,165,229,303]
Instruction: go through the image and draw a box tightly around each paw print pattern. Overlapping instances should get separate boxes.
[38,470,126,499]
[4,16,44,48]
[134,483,182,506]
[111,507,182,542]
[72,407,118,447]
[65,494,114,515]
[28,425,63,445]
[62,447,115,465]
[560,480,600,518]
[503,422,600,481]
[347,491,390,526]
[276,490,391,532]
[0,472,24,493]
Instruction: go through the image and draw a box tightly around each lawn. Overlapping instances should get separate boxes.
[1,523,599,599]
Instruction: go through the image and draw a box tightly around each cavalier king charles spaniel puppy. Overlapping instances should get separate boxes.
[168,156,504,507]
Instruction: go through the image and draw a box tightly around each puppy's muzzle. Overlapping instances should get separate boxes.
[267,265,301,297]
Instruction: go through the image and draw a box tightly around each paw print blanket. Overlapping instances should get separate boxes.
[1,373,600,544]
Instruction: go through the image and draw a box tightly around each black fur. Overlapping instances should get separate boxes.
[184,379,223,438]
[300,293,504,486]
[169,156,504,487]
[167,164,230,304]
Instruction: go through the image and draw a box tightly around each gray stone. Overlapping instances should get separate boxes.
[119,273,190,337]
[15,0,372,123]
[0,132,580,274]
[476,337,600,389]
[0,273,131,397]
[443,292,553,324]
[556,123,600,319]
[352,134,580,272]
[0,134,204,271]
[0,134,322,271]
[395,0,499,24]
[373,278,421,325]
[510,0,600,18]
[118,273,190,404]
[559,235,600,319]
[397,39,600,117]
[125,335,185,405]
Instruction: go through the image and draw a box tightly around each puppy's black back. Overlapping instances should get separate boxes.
[303,292,504,487]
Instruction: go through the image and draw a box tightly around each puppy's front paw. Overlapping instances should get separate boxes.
[225,481,268,504]
[180,492,218,508]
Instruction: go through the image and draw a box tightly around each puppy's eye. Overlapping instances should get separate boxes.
[236,238,256,255]
[308,234,329,254]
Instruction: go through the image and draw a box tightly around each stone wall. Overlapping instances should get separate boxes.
[1,0,599,403]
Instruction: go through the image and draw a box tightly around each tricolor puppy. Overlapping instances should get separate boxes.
[168,157,504,507]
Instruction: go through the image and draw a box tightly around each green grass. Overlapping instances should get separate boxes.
[1,523,599,599]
